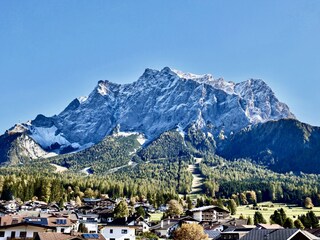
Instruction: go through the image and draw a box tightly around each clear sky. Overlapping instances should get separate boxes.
[1,0,320,134]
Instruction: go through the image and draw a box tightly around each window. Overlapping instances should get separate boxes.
[121,229,128,234]
[110,238,115,240]
[110,229,113,233]
[0,232,4,237]
[61,228,65,233]
[20,232,27,237]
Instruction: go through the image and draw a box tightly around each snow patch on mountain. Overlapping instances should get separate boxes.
[29,126,70,149]
[78,96,88,103]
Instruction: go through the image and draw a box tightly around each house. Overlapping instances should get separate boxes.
[150,218,180,238]
[36,232,106,240]
[83,198,116,210]
[0,222,55,240]
[0,215,23,226]
[77,213,99,233]
[100,217,137,240]
[241,228,319,240]
[24,215,76,233]
[219,225,256,240]
[187,205,230,222]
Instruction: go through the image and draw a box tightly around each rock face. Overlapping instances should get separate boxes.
[20,67,294,152]
[0,124,50,164]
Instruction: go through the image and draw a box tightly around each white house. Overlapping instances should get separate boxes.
[77,213,99,233]
[187,205,230,222]
[100,217,137,240]
[0,222,55,240]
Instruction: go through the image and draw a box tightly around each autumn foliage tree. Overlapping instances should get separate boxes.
[174,223,208,240]
[167,199,183,217]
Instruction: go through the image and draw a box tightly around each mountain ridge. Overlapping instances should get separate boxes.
[0,67,299,170]
[15,67,294,153]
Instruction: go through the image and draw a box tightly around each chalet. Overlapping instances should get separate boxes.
[100,217,137,240]
[83,198,116,210]
[24,215,76,233]
[149,218,180,238]
[77,213,99,233]
[0,222,55,240]
[187,205,230,222]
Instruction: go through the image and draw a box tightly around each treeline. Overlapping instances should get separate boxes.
[50,135,141,173]
[0,157,191,206]
[200,154,320,206]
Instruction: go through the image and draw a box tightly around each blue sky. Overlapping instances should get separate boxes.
[1,0,320,133]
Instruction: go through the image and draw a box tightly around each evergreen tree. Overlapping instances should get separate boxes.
[294,219,305,229]
[247,216,254,225]
[270,208,286,226]
[186,197,193,210]
[136,206,146,218]
[114,200,129,218]
[228,199,237,215]
[254,211,267,225]
[283,218,294,228]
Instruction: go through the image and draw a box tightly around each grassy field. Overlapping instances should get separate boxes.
[235,202,320,223]
[149,212,164,222]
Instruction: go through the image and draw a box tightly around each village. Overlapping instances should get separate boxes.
[0,195,320,240]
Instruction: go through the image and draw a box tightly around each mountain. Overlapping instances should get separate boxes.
[217,119,320,174]
[14,67,294,154]
[0,124,52,165]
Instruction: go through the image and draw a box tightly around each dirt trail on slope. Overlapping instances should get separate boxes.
[188,158,205,194]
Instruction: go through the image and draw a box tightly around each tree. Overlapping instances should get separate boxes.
[174,223,208,240]
[307,211,319,228]
[75,196,82,206]
[283,218,294,228]
[136,206,146,218]
[294,219,305,229]
[228,199,237,215]
[247,216,254,225]
[114,200,129,218]
[270,208,286,226]
[304,197,314,209]
[186,197,193,210]
[240,193,248,205]
[254,211,267,225]
[137,232,159,240]
[167,199,183,217]
[78,223,88,233]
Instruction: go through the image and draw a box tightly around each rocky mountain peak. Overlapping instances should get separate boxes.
[2,67,295,154]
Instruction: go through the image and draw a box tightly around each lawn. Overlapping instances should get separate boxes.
[234,202,320,223]
[149,212,164,222]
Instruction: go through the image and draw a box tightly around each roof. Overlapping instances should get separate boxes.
[104,217,136,226]
[204,230,221,239]
[37,232,106,240]
[150,219,180,231]
[257,223,284,229]
[83,198,101,203]
[0,221,56,230]
[306,228,320,237]
[0,215,23,226]
[189,205,230,213]
[240,229,319,240]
